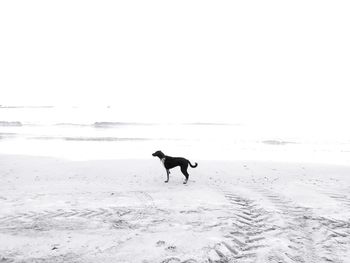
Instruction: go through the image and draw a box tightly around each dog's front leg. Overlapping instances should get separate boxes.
[165,169,170,183]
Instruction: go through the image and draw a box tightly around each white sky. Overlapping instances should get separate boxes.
[1,1,349,124]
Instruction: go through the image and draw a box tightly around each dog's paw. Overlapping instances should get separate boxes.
[183,180,188,184]
[164,180,169,183]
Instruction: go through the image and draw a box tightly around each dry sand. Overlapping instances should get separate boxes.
[1,154,350,262]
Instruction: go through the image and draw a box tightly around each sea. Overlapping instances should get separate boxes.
[1,105,350,164]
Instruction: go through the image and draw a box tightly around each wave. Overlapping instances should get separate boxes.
[0,121,22,127]
[64,137,151,141]
[0,120,238,128]
[26,136,185,142]
[0,121,155,127]
[262,140,296,145]
[93,122,156,127]
[0,132,17,140]
[28,136,152,141]
[0,105,54,109]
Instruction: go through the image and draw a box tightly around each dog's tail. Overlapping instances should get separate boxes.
[188,161,198,168]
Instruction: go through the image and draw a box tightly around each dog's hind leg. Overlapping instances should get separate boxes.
[165,169,170,183]
[180,166,189,184]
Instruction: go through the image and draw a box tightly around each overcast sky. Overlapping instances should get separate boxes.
[1,1,349,124]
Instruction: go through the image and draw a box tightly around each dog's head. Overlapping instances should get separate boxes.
[152,150,165,158]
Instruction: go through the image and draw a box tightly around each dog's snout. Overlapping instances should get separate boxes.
[152,150,162,157]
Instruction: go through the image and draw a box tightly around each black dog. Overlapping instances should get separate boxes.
[152,150,198,184]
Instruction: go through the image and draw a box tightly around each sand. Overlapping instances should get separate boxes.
[1,154,350,262]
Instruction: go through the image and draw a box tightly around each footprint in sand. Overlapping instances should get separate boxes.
[165,245,177,252]
[156,240,166,247]
[160,257,181,263]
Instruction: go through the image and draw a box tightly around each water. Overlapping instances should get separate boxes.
[1,106,350,164]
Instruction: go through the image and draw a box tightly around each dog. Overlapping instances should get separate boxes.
[152,150,198,184]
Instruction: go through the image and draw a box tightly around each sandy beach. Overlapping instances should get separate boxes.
[1,154,350,262]
[2,0,350,261]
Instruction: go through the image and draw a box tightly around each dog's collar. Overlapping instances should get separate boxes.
[160,157,166,169]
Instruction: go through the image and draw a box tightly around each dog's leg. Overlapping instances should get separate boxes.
[180,166,189,184]
[165,169,170,183]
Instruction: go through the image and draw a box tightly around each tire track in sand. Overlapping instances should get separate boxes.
[0,191,155,230]
[321,190,350,209]
[207,188,277,263]
[254,187,350,263]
